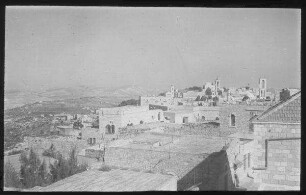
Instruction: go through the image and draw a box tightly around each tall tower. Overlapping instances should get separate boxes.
[215,77,220,95]
[259,78,267,99]
[170,85,175,98]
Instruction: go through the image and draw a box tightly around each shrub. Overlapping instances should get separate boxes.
[98,165,111,172]
[186,86,202,92]
[118,99,139,107]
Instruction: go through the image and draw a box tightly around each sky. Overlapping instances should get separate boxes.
[5,7,301,92]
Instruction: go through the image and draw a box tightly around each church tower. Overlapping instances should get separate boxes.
[170,85,175,98]
[215,77,220,95]
[259,78,267,99]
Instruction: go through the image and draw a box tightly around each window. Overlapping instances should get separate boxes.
[243,154,247,170]
[106,124,111,134]
[248,153,251,168]
[183,117,188,124]
[230,114,236,127]
[111,125,115,134]
[93,138,96,144]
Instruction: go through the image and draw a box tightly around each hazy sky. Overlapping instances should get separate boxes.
[5,7,301,91]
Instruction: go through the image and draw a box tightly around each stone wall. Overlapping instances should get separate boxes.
[24,136,88,158]
[99,108,164,135]
[81,128,102,144]
[252,123,301,189]
[219,104,252,134]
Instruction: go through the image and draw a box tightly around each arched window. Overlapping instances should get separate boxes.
[106,124,111,134]
[158,112,161,121]
[111,125,115,134]
[230,114,236,127]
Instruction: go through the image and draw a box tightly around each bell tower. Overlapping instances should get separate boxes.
[170,85,175,98]
[259,78,267,99]
[215,77,220,95]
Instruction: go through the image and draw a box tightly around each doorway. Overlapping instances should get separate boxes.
[183,117,188,124]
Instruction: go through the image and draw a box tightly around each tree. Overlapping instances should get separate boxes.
[280,89,290,102]
[205,87,212,96]
[186,86,202,92]
[242,95,249,101]
[200,96,207,101]
[217,90,222,96]
[118,99,139,107]
[4,162,22,188]
[212,96,219,106]
[37,160,50,187]
[68,147,78,176]
[49,147,88,183]
[73,120,84,130]
[19,149,42,188]
[158,92,166,96]
[195,95,201,101]
[208,95,212,100]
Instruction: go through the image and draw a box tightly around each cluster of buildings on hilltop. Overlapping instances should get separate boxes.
[24,77,301,191]
[140,77,288,109]
[29,90,300,192]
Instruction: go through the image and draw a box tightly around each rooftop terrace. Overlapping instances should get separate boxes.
[29,169,176,191]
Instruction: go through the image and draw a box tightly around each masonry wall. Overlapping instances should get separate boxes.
[219,104,252,133]
[175,113,196,124]
[193,109,220,121]
[252,123,301,189]
[81,128,102,144]
[99,113,122,135]
[99,108,164,135]
[24,136,88,158]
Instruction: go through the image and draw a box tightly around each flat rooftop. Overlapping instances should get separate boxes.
[29,169,176,191]
[116,134,226,155]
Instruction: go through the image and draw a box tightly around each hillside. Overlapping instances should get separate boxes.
[4,85,160,110]
[4,85,161,150]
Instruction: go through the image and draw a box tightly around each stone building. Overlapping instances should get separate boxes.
[77,132,250,191]
[81,127,102,145]
[219,105,254,134]
[164,106,220,124]
[98,106,164,136]
[55,125,80,137]
[140,85,183,108]
[250,91,301,190]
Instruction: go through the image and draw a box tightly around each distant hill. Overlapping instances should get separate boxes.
[4,85,161,110]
